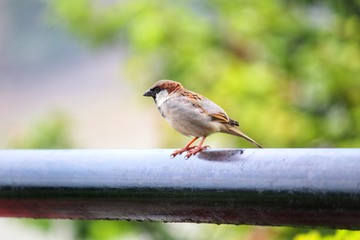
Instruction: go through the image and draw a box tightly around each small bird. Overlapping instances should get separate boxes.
[143,80,263,159]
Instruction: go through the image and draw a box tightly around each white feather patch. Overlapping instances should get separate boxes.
[156,90,170,107]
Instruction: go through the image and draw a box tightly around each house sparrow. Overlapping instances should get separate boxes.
[143,80,263,159]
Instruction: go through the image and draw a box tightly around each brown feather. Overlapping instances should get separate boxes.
[229,118,239,126]
[209,112,229,123]
[221,125,263,148]
[210,113,239,127]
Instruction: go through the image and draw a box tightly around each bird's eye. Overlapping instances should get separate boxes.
[151,87,161,93]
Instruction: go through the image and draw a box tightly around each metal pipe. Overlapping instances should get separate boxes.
[0,149,359,229]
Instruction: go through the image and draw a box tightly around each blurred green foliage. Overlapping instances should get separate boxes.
[9,112,73,149]
[15,0,360,239]
[294,230,360,240]
[48,0,360,149]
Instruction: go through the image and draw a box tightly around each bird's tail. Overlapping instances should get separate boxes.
[221,125,263,148]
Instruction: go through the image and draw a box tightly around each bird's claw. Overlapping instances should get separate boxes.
[170,146,197,158]
[184,146,210,159]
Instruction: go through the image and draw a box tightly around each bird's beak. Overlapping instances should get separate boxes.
[143,89,154,97]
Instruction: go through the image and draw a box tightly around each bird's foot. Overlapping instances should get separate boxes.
[170,146,197,158]
[184,145,210,159]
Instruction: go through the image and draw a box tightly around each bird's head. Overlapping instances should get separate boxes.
[143,80,183,102]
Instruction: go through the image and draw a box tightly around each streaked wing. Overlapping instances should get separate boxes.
[183,90,233,124]
[209,112,229,123]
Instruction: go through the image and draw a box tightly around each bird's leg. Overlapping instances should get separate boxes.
[170,137,199,158]
[184,137,210,159]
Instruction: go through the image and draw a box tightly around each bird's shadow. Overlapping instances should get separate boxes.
[197,149,244,162]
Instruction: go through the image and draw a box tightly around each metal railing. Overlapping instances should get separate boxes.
[0,149,359,229]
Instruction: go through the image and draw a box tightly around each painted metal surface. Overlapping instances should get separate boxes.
[0,149,359,229]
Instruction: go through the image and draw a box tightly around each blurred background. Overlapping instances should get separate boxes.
[0,0,359,239]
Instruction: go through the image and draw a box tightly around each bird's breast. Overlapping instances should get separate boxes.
[158,97,219,137]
